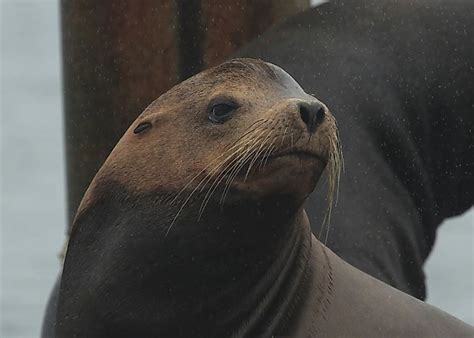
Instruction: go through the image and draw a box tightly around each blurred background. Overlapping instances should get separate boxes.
[1,1,472,337]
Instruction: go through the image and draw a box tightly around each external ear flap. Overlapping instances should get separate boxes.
[133,122,152,134]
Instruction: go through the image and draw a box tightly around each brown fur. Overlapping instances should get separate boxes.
[75,58,339,222]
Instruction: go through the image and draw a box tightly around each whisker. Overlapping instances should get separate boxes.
[261,144,277,170]
[199,120,272,218]
[219,143,262,206]
[281,125,288,146]
[244,124,277,177]
[166,119,269,236]
[219,122,275,204]
[319,121,343,245]
[200,140,260,218]
[169,120,267,206]
[221,120,277,204]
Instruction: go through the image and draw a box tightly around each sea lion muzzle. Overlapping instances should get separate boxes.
[298,100,326,133]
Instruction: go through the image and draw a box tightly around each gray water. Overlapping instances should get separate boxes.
[0,1,472,337]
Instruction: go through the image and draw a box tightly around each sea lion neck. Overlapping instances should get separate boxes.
[59,182,314,337]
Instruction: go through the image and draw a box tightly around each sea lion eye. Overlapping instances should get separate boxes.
[208,101,237,124]
[133,122,152,134]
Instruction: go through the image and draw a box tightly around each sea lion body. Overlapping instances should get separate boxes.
[236,0,474,300]
[293,235,473,337]
[55,59,334,337]
[44,0,474,336]
[53,58,473,337]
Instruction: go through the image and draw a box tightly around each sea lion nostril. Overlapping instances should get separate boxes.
[298,101,325,133]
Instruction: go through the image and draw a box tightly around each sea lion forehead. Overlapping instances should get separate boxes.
[208,58,279,81]
[215,58,307,96]
[139,58,308,120]
[208,58,302,90]
[139,59,266,111]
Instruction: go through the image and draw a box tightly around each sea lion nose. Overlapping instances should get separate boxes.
[298,101,326,134]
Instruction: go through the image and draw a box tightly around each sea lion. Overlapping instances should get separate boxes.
[55,58,473,337]
[235,0,474,301]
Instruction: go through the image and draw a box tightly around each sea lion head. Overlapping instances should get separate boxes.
[78,58,341,226]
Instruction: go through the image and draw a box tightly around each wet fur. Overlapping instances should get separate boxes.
[56,58,341,337]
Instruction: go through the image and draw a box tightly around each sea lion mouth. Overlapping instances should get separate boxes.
[266,150,325,162]
[230,148,325,180]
